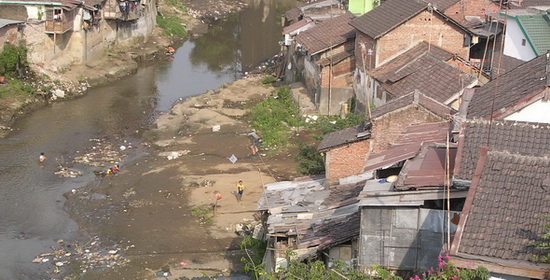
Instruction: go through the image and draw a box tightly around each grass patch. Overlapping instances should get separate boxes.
[157,15,187,38]
[191,205,213,225]
[0,79,35,99]
[250,86,304,149]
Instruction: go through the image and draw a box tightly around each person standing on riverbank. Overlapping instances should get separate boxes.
[38,152,47,163]
[235,180,245,202]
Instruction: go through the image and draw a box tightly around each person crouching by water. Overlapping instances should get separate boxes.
[38,152,47,163]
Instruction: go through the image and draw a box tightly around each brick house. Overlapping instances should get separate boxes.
[366,41,478,108]
[293,12,357,115]
[369,90,456,154]
[317,124,371,182]
[349,0,472,114]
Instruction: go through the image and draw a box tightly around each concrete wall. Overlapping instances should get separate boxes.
[0,5,28,21]
[505,100,550,124]
[503,18,536,61]
[17,0,156,71]
[358,207,459,272]
[325,140,370,181]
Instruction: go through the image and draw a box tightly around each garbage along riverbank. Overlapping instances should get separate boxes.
[52,75,305,279]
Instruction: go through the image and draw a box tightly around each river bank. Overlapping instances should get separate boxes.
[60,75,309,279]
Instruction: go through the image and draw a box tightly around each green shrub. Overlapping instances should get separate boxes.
[251,86,303,148]
[0,44,28,78]
[307,113,365,135]
[191,205,213,225]
[295,144,325,175]
[157,15,187,37]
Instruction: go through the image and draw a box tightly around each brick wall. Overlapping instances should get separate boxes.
[371,106,443,153]
[320,56,355,87]
[377,11,469,65]
[445,0,499,23]
[326,140,371,181]
[0,25,21,52]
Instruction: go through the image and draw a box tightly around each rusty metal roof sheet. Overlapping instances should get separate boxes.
[363,122,451,172]
[394,145,457,190]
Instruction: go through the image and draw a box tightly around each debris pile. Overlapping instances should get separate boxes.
[32,238,129,275]
[54,167,82,178]
[74,138,129,166]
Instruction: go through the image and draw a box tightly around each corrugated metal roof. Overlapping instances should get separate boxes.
[363,122,451,172]
[395,145,457,190]
[0,18,23,29]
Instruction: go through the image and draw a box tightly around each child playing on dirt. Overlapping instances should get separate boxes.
[235,180,245,202]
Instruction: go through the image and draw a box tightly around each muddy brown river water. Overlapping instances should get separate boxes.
[0,0,297,278]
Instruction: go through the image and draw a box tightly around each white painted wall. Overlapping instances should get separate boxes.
[503,18,537,62]
[505,100,550,123]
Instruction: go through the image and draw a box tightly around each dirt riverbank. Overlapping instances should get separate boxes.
[62,75,312,279]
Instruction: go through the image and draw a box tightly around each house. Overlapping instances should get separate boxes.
[0,18,24,51]
[292,12,357,115]
[317,124,371,182]
[450,149,550,279]
[368,91,456,153]
[0,0,156,70]
[366,41,478,108]
[465,54,550,123]
[350,0,473,113]
[356,121,468,273]
[258,176,366,272]
[500,6,550,62]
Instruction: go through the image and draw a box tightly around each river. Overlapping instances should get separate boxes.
[0,0,296,278]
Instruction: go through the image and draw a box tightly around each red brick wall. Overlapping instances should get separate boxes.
[326,140,371,181]
[0,25,21,52]
[320,56,355,87]
[377,11,469,65]
[445,0,499,23]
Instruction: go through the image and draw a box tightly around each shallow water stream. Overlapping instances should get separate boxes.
[0,0,296,278]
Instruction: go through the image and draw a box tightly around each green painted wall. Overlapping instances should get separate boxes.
[349,0,377,15]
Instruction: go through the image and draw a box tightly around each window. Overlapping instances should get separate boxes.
[522,39,526,46]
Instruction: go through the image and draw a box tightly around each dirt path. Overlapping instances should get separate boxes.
[64,76,303,279]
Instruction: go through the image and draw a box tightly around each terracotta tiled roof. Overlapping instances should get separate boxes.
[295,12,356,55]
[350,0,460,39]
[453,119,550,184]
[371,52,476,103]
[452,150,550,271]
[285,7,302,22]
[371,41,454,74]
[317,49,353,66]
[371,90,456,120]
[467,54,546,119]
[317,124,371,152]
